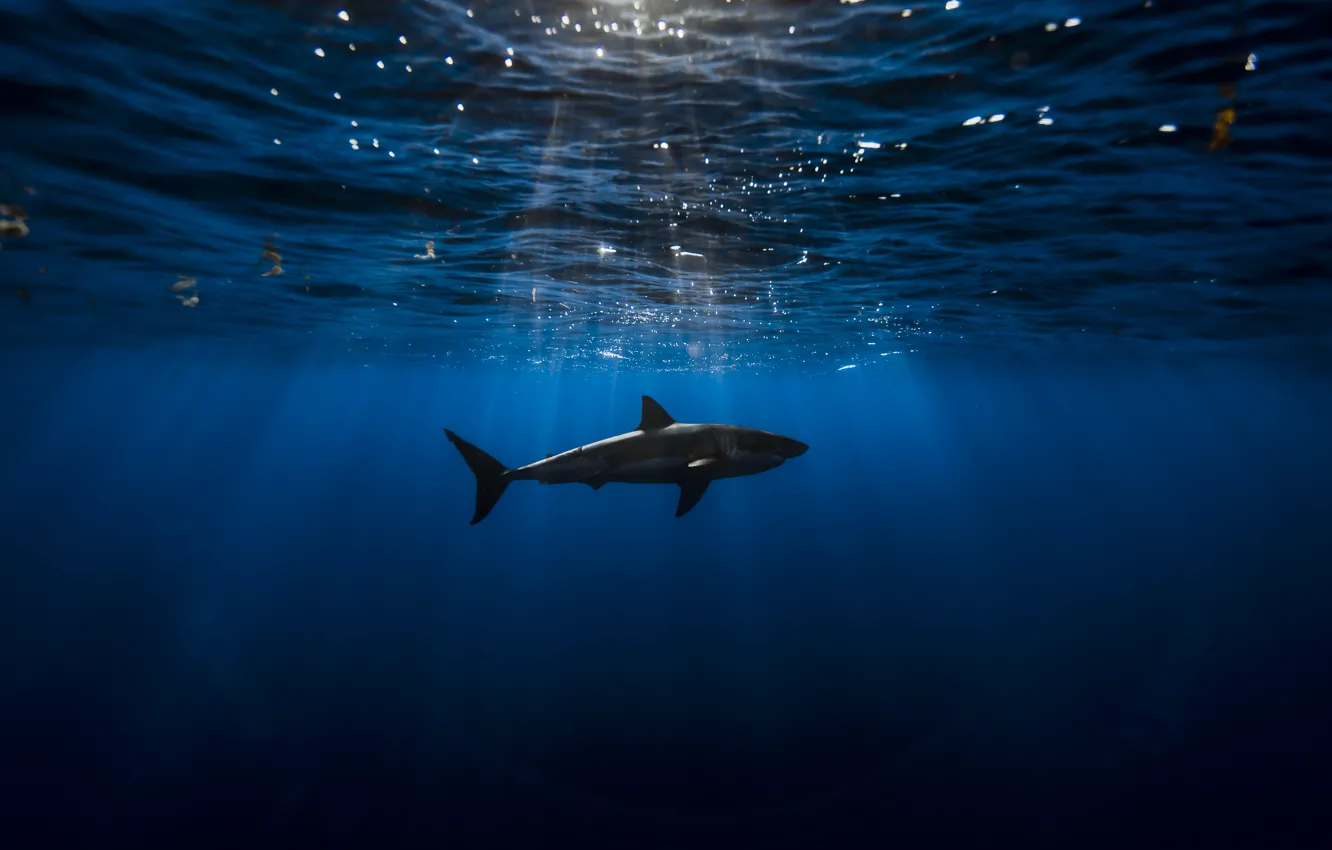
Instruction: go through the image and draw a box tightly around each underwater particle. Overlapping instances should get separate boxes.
[315,47,325,57]
[16,287,29,303]
[171,275,197,292]
[176,293,199,307]
[338,10,349,21]
[414,240,437,260]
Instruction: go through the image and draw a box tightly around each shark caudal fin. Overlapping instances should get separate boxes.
[443,429,510,525]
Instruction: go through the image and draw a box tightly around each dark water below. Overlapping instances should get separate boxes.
[2,1,1331,848]
[4,347,1331,848]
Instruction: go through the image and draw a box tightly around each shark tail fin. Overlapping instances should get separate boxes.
[444,429,511,525]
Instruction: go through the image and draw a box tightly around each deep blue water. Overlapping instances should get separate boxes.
[3,0,1332,847]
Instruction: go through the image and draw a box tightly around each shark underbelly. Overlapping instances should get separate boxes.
[600,457,687,484]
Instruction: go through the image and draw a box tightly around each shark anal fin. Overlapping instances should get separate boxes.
[637,395,677,431]
[583,478,606,490]
[675,477,710,518]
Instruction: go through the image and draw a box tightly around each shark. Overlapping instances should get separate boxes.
[444,395,808,524]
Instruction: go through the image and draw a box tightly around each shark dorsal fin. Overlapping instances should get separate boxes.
[637,395,676,431]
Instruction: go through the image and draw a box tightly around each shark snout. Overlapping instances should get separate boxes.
[783,438,809,458]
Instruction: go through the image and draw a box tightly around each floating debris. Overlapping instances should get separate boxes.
[1208,84,1237,153]
[414,239,436,260]
[171,274,199,306]
[259,241,283,276]
[0,203,29,248]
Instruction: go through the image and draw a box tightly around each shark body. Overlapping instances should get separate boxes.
[444,395,808,524]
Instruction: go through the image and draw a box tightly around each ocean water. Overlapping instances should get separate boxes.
[2,0,1331,847]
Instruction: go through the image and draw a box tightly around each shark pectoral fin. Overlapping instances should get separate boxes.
[688,458,717,468]
[675,477,710,518]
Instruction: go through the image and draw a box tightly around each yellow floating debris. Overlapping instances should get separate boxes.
[1207,106,1236,152]
[0,203,29,247]
[260,241,283,276]
[171,275,197,292]
[414,239,436,260]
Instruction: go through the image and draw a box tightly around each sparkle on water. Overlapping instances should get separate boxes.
[0,0,1327,371]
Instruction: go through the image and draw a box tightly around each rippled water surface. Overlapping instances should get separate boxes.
[2,0,1330,367]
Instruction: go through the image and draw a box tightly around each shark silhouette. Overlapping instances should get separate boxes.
[444,395,808,523]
